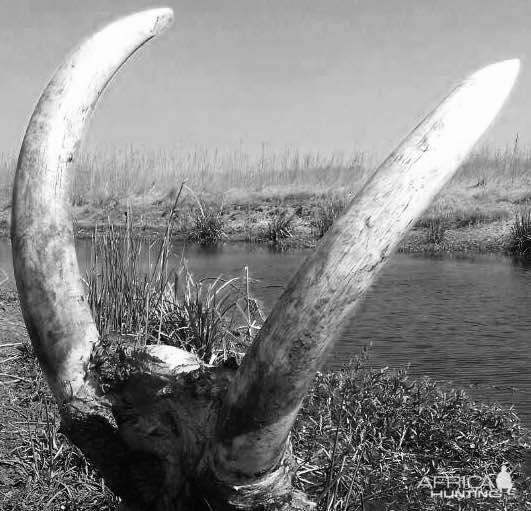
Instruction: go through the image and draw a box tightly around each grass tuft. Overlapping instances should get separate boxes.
[188,204,226,245]
[425,217,446,245]
[266,209,294,243]
[311,197,347,238]
[86,212,259,365]
[508,206,531,257]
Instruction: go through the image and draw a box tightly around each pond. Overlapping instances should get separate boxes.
[2,239,531,424]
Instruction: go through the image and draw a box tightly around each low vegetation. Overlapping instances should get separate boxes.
[295,350,531,510]
[3,338,530,510]
[422,217,447,245]
[0,342,118,511]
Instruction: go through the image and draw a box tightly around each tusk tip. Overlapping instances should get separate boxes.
[468,58,520,91]
[146,7,174,35]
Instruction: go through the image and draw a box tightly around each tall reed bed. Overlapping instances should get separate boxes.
[0,148,369,202]
[1,140,530,201]
[69,148,370,201]
[1,144,531,248]
[458,138,531,187]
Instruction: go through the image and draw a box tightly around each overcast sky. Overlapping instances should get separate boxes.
[0,1,529,158]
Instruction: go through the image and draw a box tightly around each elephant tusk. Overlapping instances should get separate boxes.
[11,8,174,402]
[215,59,520,480]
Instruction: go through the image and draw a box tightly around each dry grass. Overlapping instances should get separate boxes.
[0,142,527,205]
[0,339,117,510]
[1,144,530,250]
[311,196,348,239]
[0,148,368,203]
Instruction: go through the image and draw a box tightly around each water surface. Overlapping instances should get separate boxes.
[2,239,530,424]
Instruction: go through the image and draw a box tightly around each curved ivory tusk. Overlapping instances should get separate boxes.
[215,59,520,479]
[11,8,173,402]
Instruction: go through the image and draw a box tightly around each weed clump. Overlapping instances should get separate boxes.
[145,267,262,363]
[424,217,447,244]
[312,197,346,238]
[188,204,226,245]
[508,206,531,257]
[266,210,294,242]
[183,185,226,245]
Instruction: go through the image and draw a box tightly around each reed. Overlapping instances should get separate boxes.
[85,211,259,364]
[0,143,529,202]
[86,216,149,335]
[1,144,530,252]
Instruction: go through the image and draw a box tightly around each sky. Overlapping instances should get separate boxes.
[0,0,530,159]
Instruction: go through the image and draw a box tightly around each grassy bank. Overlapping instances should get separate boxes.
[1,145,530,253]
[2,329,531,510]
[2,222,531,509]
[2,313,530,510]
